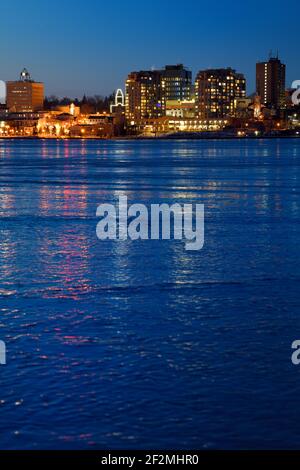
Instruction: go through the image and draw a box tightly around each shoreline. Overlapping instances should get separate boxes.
[0,134,299,142]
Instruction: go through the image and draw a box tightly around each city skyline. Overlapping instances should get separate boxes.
[0,0,298,97]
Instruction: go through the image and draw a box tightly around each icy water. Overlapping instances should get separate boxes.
[0,138,300,450]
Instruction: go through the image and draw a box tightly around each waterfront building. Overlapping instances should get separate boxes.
[256,56,286,109]
[166,99,195,118]
[54,103,80,117]
[125,70,166,124]
[37,111,76,137]
[131,116,229,135]
[6,68,44,113]
[0,111,42,136]
[195,68,246,119]
[125,65,192,124]
[160,65,192,101]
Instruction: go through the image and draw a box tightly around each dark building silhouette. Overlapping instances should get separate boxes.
[256,56,286,109]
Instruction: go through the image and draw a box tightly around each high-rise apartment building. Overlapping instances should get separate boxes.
[195,68,246,119]
[125,64,193,123]
[161,64,192,101]
[256,57,286,109]
[6,68,44,112]
[125,70,166,123]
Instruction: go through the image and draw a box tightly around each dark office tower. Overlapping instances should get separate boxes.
[256,56,286,109]
[195,68,246,119]
[160,64,192,101]
[125,70,166,123]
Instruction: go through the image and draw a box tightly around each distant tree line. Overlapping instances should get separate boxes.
[44,94,114,114]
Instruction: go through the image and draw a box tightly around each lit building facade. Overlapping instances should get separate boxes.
[166,100,195,118]
[133,116,229,136]
[125,71,166,123]
[256,57,286,109]
[0,112,42,137]
[195,68,246,119]
[54,103,80,117]
[6,68,44,113]
[161,64,192,101]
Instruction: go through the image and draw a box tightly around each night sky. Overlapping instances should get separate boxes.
[0,0,298,98]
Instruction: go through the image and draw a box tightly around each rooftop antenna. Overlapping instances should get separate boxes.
[20,68,31,82]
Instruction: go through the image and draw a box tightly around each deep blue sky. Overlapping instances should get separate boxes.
[0,0,297,98]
